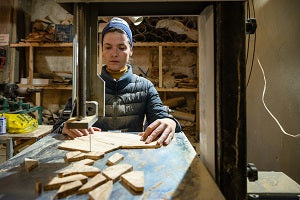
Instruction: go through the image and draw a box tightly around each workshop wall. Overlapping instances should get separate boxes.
[0,0,13,83]
[247,0,300,183]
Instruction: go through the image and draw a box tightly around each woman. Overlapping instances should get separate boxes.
[53,17,181,146]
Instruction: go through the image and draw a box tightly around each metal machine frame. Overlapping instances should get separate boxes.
[57,1,246,199]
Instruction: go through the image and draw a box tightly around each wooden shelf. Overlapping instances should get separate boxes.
[134,42,198,47]
[10,42,72,47]
[18,84,72,90]
[17,85,196,92]
[156,87,198,92]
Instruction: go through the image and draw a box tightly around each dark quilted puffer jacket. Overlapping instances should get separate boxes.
[53,65,181,133]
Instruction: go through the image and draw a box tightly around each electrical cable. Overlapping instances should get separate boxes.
[245,0,251,64]
[246,0,256,88]
[246,33,256,88]
[257,57,300,138]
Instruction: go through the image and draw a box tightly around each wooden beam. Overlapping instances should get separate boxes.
[158,45,163,88]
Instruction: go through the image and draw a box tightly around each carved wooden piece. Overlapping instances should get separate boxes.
[55,180,82,199]
[65,151,104,162]
[65,151,85,162]
[107,152,124,166]
[121,171,144,192]
[58,164,100,177]
[84,151,105,160]
[89,180,113,200]
[58,131,159,152]
[78,174,107,194]
[24,158,38,172]
[44,174,88,190]
[72,158,95,166]
[102,163,133,183]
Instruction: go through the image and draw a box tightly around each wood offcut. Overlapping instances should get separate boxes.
[107,152,124,166]
[24,158,38,172]
[55,180,83,199]
[58,132,160,153]
[121,171,144,192]
[102,163,133,183]
[58,164,100,177]
[89,180,113,200]
[44,174,88,190]
[78,174,107,194]
[65,151,104,162]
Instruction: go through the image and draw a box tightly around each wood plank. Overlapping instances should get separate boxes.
[24,158,38,172]
[58,164,100,177]
[89,180,113,200]
[163,96,185,107]
[67,152,85,162]
[72,158,95,166]
[121,171,144,192]
[107,152,124,166]
[58,131,160,153]
[66,151,105,162]
[0,125,52,139]
[28,46,34,86]
[55,180,82,199]
[58,134,119,153]
[156,87,197,92]
[172,110,195,122]
[78,174,107,194]
[134,42,198,47]
[44,174,88,190]
[65,151,83,162]
[102,163,133,183]
[10,42,72,47]
[84,151,105,160]
[159,45,163,88]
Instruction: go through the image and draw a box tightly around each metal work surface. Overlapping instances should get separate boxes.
[0,132,224,199]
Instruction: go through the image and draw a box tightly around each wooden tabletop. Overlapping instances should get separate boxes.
[0,131,225,200]
[0,125,53,140]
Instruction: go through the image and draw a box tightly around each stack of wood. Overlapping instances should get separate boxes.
[162,96,196,134]
[22,19,55,43]
[162,72,197,89]
[129,16,198,43]
[176,77,198,88]
[42,104,62,125]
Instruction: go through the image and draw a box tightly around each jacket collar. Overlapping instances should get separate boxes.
[101,64,134,90]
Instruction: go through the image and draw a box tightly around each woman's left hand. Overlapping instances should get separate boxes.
[140,118,176,146]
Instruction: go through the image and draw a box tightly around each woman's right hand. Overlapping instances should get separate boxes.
[62,123,101,138]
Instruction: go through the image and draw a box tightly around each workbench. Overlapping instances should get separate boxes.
[0,125,53,160]
[0,131,224,200]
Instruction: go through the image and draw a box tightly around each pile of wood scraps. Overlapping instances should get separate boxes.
[20,15,73,43]
[163,72,197,89]
[23,19,55,43]
[129,16,198,42]
[42,104,62,125]
[163,96,196,132]
[24,132,158,199]
[176,77,198,89]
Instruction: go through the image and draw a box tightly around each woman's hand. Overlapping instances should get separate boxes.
[140,118,176,146]
[62,123,101,138]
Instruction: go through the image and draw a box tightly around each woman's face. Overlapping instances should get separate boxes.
[102,31,132,71]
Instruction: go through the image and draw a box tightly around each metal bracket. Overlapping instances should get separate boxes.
[66,101,98,129]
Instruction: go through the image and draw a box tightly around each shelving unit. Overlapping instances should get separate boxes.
[131,42,200,131]
[10,42,73,106]
[11,41,200,131]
